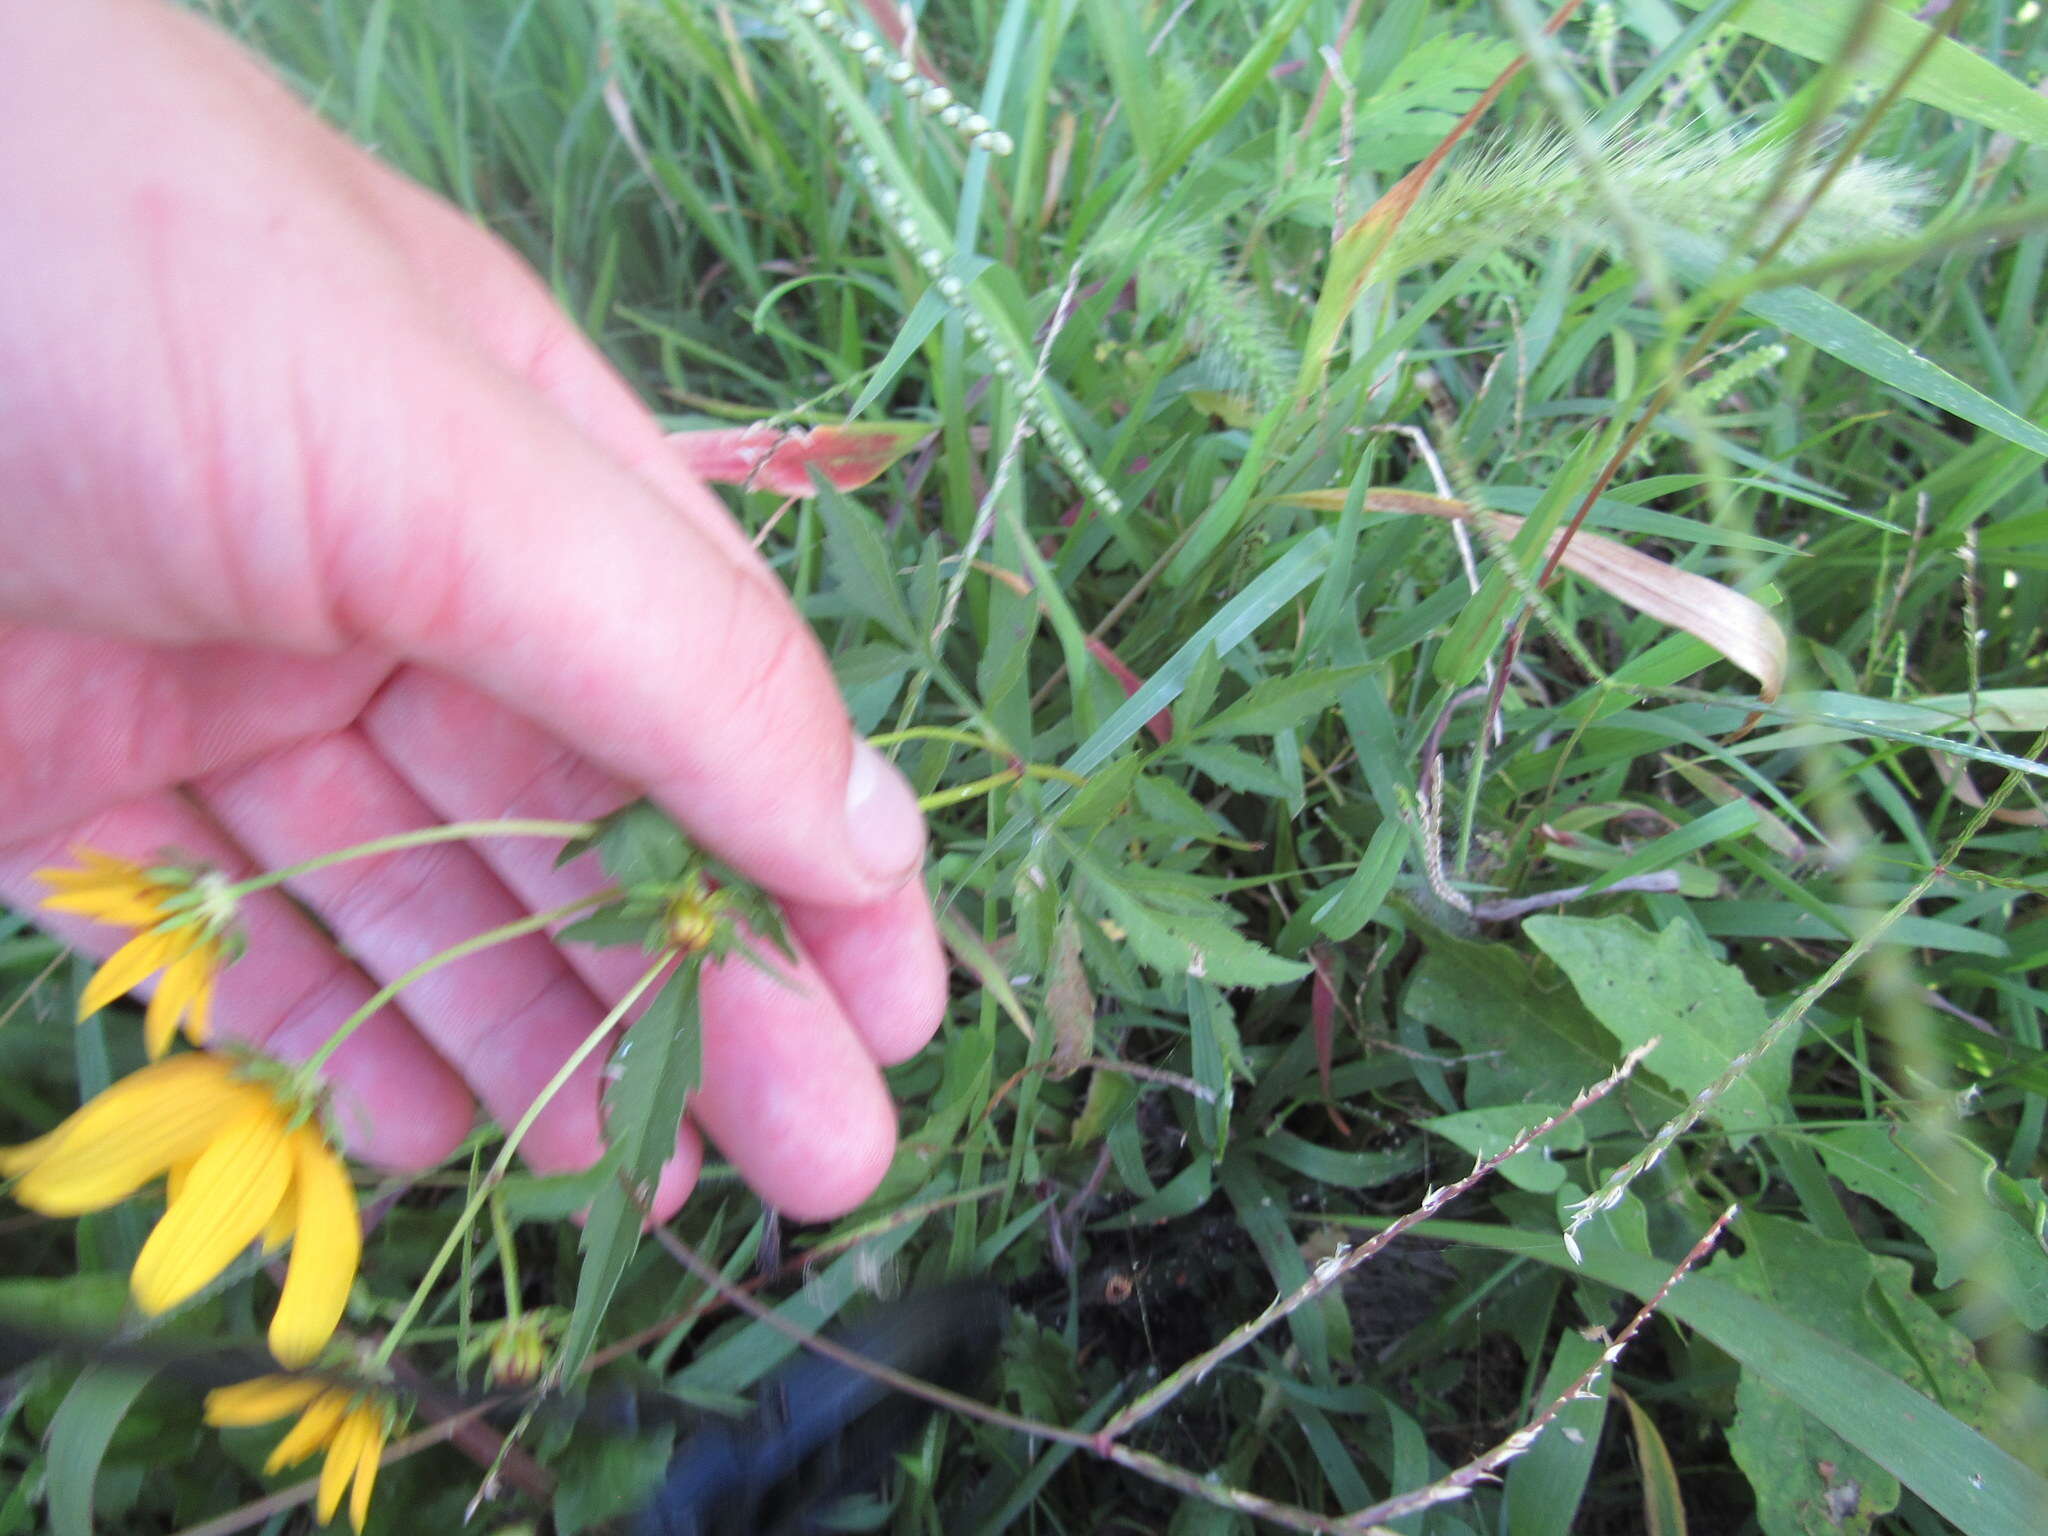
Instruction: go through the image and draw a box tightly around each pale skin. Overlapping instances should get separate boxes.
[0,0,948,1222]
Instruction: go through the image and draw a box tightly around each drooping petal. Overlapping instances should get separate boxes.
[166,1159,195,1206]
[142,950,206,1060]
[184,964,217,1045]
[261,1183,298,1255]
[269,1130,361,1368]
[78,926,192,1019]
[0,1125,65,1177]
[265,1386,352,1474]
[130,1103,292,1315]
[348,1407,387,1533]
[39,886,171,926]
[204,1374,325,1427]
[9,1055,255,1215]
[317,1404,373,1524]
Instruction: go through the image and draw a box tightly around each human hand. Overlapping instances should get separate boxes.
[0,0,947,1221]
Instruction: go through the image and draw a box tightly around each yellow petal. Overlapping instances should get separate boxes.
[205,1374,325,1428]
[40,888,170,926]
[261,1183,299,1255]
[185,968,216,1046]
[78,926,192,1019]
[269,1131,361,1368]
[317,1404,373,1524]
[0,1125,66,1177]
[165,1158,195,1206]
[10,1056,254,1214]
[265,1386,352,1474]
[130,1102,292,1315]
[348,1408,387,1533]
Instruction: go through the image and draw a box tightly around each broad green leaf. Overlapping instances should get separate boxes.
[1338,1214,2048,1536]
[1813,1123,2048,1329]
[1526,915,1793,1142]
[1676,0,2048,148]
[551,1421,676,1536]
[1722,1214,1993,1536]
[48,1364,156,1536]
[1421,1103,1585,1193]
[1403,928,1685,1134]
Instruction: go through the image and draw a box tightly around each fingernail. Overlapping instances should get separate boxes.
[844,739,926,885]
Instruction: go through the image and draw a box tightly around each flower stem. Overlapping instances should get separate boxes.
[225,820,597,900]
[490,1190,523,1327]
[303,893,613,1076]
[370,953,674,1368]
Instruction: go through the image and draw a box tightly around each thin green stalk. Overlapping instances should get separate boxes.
[304,892,613,1075]
[370,952,674,1369]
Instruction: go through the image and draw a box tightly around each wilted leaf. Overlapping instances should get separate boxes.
[1283,488,1789,700]
[669,421,932,496]
[1045,909,1095,1078]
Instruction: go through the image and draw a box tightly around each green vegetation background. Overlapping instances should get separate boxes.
[4,1,2047,1533]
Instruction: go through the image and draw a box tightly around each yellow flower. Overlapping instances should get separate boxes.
[0,1051,361,1366]
[35,849,242,1058]
[205,1376,396,1532]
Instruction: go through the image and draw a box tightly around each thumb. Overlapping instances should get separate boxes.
[325,339,928,906]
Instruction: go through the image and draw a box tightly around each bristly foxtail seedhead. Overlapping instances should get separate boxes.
[785,0,1013,155]
[1381,122,1932,280]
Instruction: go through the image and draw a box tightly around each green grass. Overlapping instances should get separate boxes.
[6,0,2048,1532]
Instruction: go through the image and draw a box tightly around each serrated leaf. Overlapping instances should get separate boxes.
[1059,754,1145,830]
[1176,643,1224,737]
[814,479,919,647]
[585,801,693,887]
[605,967,701,1191]
[1349,32,1522,173]
[561,968,699,1378]
[1176,740,1290,797]
[1525,915,1792,1143]
[1194,665,1375,740]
